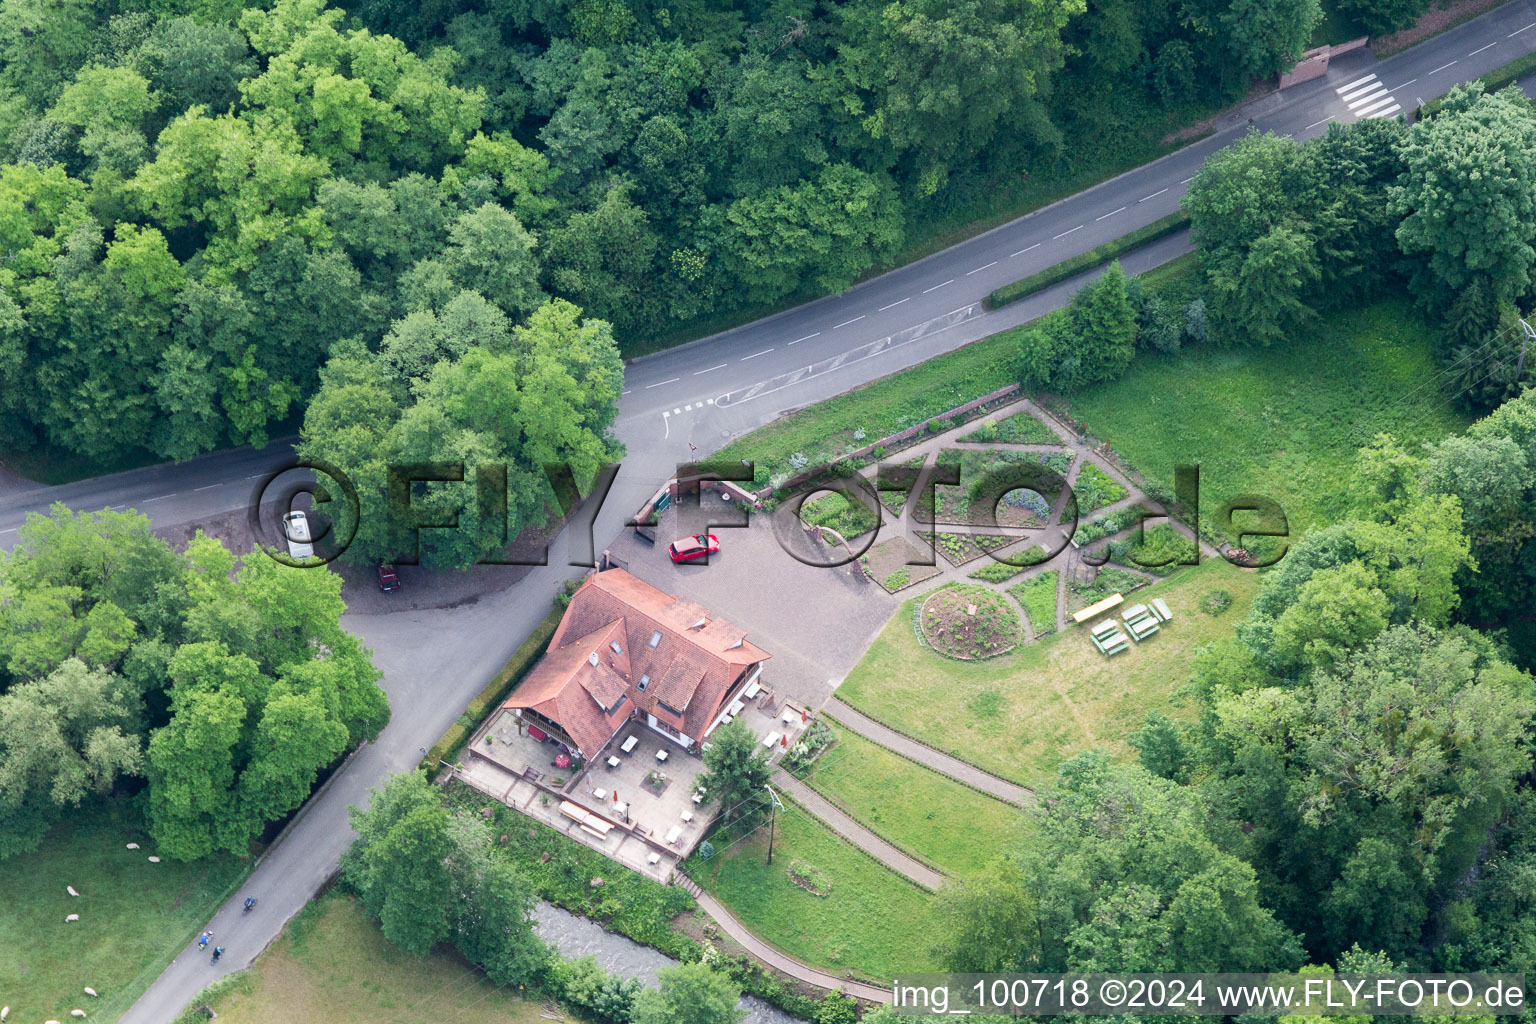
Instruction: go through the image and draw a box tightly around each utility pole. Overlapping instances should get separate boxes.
[764,783,784,866]
[1519,319,1536,377]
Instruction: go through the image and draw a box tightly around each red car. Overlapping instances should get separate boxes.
[668,533,720,564]
[377,564,402,592]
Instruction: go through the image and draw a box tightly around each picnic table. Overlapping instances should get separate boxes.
[743,679,762,699]
[621,735,638,753]
[763,731,781,748]
[665,825,683,845]
[655,749,668,763]
[1152,597,1173,621]
[606,756,620,769]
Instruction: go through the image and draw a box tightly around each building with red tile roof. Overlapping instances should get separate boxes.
[501,569,770,759]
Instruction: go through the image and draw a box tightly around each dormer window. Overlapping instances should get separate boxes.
[638,673,650,691]
[648,630,662,649]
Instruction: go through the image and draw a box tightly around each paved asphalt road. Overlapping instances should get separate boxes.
[0,3,1524,1018]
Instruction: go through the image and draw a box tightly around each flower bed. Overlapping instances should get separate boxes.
[959,409,1058,444]
[787,859,832,896]
[919,584,1022,659]
[1073,462,1129,516]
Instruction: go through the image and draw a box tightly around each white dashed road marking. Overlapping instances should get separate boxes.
[878,297,910,310]
[144,495,174,502]
[1180,176,1194,184]
[1096,207,1126,221]
[833,315,865,329]
[1305,116,1334,130]
[645,378,679,388]
[1511,21,1536,36]
[1138,189,1168,202]
[740,349,773,360]
[1428,61,1458,74]
[0,528,15,534]
[1010,243,1041,257]
[788,333,819,345]
[194,484,220,492]
[1053,225,1082,239]
[1469,42,1497,56]
[694,364,725,375]
[965,262,997,275]
[922,280,953,293]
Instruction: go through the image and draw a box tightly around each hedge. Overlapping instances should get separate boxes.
[985,211,1191,309]
[1419,51,1536,119]
[423,604,565,770]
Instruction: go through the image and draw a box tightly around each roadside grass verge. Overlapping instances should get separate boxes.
[1068,297,1470,544]
[688,799,940,980]
[985,213,1190,310]
[837,559,1258,787]
[799,720,1027,876]
[3,803,247,1024]
[182,893,544,1024]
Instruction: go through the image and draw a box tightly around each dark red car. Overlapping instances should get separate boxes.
[668,533,720,564]
[377,564,402,592]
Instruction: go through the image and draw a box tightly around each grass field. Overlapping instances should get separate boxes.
[800,721,1027,876]
[1,803,247,1024]
[1070,298,1472,545]
[688,802,941,980]
[838,558,1258,787]
[189,894,544,1024]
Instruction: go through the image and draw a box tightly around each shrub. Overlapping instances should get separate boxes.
[1183,298,1209,344]
[968,560,1027,583]
[1139,293,1185,353]
[884,567,910,591]
[816,990,860,1024]
[927,417,955,434]
[1203,589,1234,616]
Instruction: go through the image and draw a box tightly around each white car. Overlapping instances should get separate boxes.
[281,510,315,560]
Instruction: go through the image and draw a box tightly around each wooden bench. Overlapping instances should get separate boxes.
[1073,593,1124,624]
[1152,598,1173,621]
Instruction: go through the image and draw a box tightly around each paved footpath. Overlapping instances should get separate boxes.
[770,770,947,890]
[822,699,1034,806]
[679,879,893,1003]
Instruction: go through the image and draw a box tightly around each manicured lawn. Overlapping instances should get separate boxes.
[800,721,1027,876]
[1070,298,1472,545]
[2,803,247,1024]
[1009,570,1059,635]
[688,803,941,980]
[837,558,1259,787]
[189,894,545,1024]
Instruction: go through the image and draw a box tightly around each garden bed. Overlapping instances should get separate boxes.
[1009,571,1060,636]
[922,530,1022,567]
[787,860,832,896]
[1067,567,1154,613]
[862,537,943,593]
[919,584,1023,659]
[1072,462,1129,516]
[798,490,882,541]
[959,409,1059,444]
[916,449,1073,527]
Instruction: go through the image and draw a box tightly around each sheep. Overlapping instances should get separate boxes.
[65,913,79,923]
[83,988,97,997]
[146,855,160,863]
[2,1004,9,1021]
[125,843,139,850]
[72,1012,87,1019]
[66,885,79,897]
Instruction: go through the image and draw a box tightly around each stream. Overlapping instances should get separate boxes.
[533,902,805,1024]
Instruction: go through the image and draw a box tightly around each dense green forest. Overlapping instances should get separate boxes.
[0,506,388,860]
[0,0,1344,468]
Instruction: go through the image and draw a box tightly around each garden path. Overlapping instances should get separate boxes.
[819,700,1034,806]
[769,770,948,890]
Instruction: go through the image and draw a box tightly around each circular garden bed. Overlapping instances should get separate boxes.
[919,584,1022,659]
